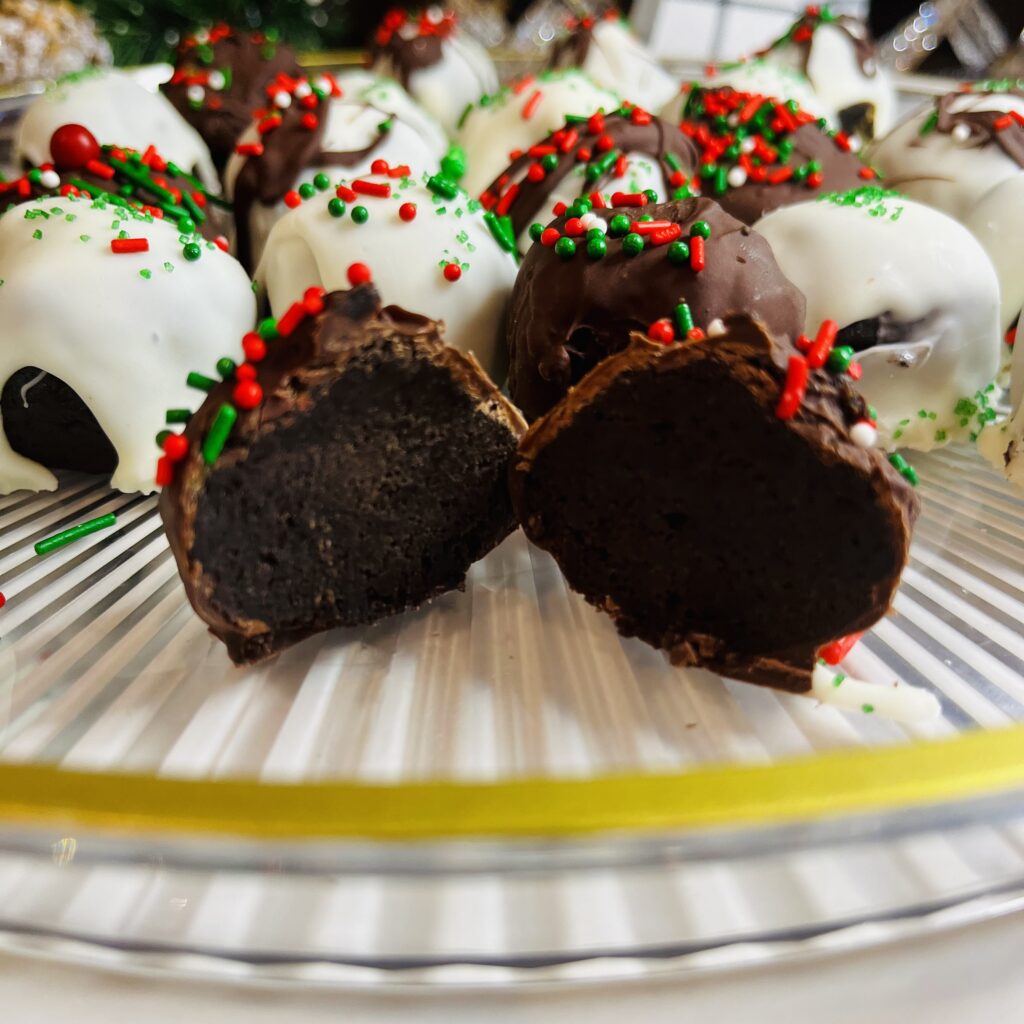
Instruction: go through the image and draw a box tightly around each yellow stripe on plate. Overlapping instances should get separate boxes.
[0,725,1023,841]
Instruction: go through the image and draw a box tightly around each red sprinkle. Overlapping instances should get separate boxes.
[806,319,838,369]
[155,456,173,487]
[647,319,675,344]
[110,238,149,254]
[336,185,357,202]
[795,334,812,353]
[551,201,568,216]
[611,191,646,207]
[214,236,229,253]
[301,112,319,131]
[352,178,391,198]
[630,107,652,126]
[85,159,115,179]
[650,224,682,245]
[399,202,417,221]
[521,89,542,120]
[595,134,614,152]
[527,163,545,182]
[847,361,863,381]
[806,171,824,188]
[276,301,308,337]
[242,332,266,362]
[495,182,519,217]
[388,164,411,178]
[775,354,809,420]
[370,158,390,174]
[235,363,258,381]
[162,434,189,462]
[235,141,263,157]
[819,631,864,665]
[690,234,705,272]
[443,262,462,282]
[233,380,263,410]
[587,112,605,134]
[347,262,372,286]
[589,192,606,208]
[858,166,877,180]
[303,286,326,315]
[559,129,579,153]
[564,217,585,237]
[540,227,560,247]
[283,190,301,208]
[631,219,672,235]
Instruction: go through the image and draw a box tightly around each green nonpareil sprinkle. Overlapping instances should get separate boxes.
[202,403,237,464]
[35,512,117,555]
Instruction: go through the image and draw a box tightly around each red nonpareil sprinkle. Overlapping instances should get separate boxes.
[611,191,646,207]
[690,234,705,271]
[388,164,411,178]
[993,114,1013,131]
[143,206,163,219]
[242,332,266,362]
[833,132,851,152]
[806,171,824,188]
[521,89,542,120]
[214,236,229,252]
[300,94,318,110]
[647,319,674,344]
[564,217,585,237]
[0,592,5,610]
[479,191,495,210]
[858,166,876,180]
[235,363,257,381]
[495,182,519,217]
[575,147,592,163]
[630,107,652,126]
[775,354,809,420]
[370,158,390,174]
[650,224,682,245]
[155,455,173,487]
[303,286,326,315]
[806,319,838,369]
[276,301,308,337]
[819,631,864,665]
[587,112,605,134]
[283,190,301,208]
[399,202,417,221]
[631,219,672,235]
[443,262,462,282]
[110,238,149,254]
[336,184,357,202]
[233,380,263,409]
[595,133,614,152]
[527,163,545,182]
[86,159,115,179]
[347,262,372,286]
[669,170,687,188]
[540,227,560,247]
[162,433,189,462]
[301,112,319,130]
[687,327,706,341]
[352,178,391,198]
[191,191,207,208]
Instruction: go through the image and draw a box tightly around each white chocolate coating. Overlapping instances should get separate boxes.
[869,91,1024,220]
[0,195,255,494]
[225,100,442,270]
[256,172,517,381]
[963,172,1024,333]
[334,69,449,159]
[16,68,218,191]
[370,30,497,136]
[662,59,834,127]
[765,21,895,138]
[459,70,619,196]
[566,18,677,113]
[756,190,1001,451]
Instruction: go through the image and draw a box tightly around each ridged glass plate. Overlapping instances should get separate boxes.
[0,445,1021,983]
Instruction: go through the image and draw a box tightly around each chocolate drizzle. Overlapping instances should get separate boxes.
[760,9,878,78]
[930,88,1024,169]
[368,9,452,89]
[480,109,698,244]
[506,196,807,421]
[162,27,301,174]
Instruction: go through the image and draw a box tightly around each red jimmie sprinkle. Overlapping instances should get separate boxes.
[521,89,542,120]
[611,192,647,207]
[589,192,606,208]
[336,185,357,202]
[303,286,326,315]
[214,236,229,252]
[559,128,579,153]
[275,301,308,337]
[650,224,682,245]
[155,456,173,487]
[806,319,838,369]
[631,219,672,235]
[775,354,809,420]
[110,238,149,254]
[795,334,812,353]
[352,179,391,198]
[388,164,411,178]
[495,182,519,217]
[819,631,864,665]
[347,262,372,286]
[847,360,863,381]
[689,234,705,271]
[86,159,115,180]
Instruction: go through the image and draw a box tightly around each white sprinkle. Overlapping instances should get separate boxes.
[727,114,739,127]
[208,70,226,90]
[951,122,972,144]
[186,84,205,104]
[727,166,748,188]
[294,81,312,99]
[579,212,606,233]
[314,75,332,95]
[740,137,757,154]
[274,91,292,109]
[707,318,727,337]
[194,29,209,44]
[39,169,60,189]
[850,420,878,448]
[848,135,862,153]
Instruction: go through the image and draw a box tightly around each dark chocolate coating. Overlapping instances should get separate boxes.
[368,16,445,89]
[511,317,919,692]
[1,368,117,476]
[162,30,302,175]
[760,12,878,77]
[506,196,806,421]
[160,286,526,664]
[480,110,697,245]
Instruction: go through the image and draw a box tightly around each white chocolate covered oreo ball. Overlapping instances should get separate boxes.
[459,69,619,196]
[547,11,677,113]
[0,194,255,494]
[224,71,443,271]
[16,68,218,191]
[756,187,1002,451]
[256,171,517,380]
[368,8,497,136]
[869,82,1024,221]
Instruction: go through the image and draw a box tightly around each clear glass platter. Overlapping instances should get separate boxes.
[0,445,1020,985]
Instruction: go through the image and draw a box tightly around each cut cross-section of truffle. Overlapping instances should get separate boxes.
[160,284,526,664]
[510,317,919,693]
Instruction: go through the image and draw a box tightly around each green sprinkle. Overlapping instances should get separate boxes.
[919,110,939,136]
[568,198,592,218]
[298,182,316,200]
[182,242,202,261]
[79,234,90,242]
[712,166,728,195]
[166,409,191,424]
[35,512,117,555]
[667,240,690,265]
[672,185,693,201]
[541,153,558,172]
[529,222,544,242]
[187,371,217,392]
[351,205,369,224]
[832,673,846,688]
[216,357,236,379]
[155,429,171,447]
[426,174,459,200]
[585,149,619,183]
[586,235,607,259]
[643,189,659,204]
[328,198,346,218]
[554,236,577,259]
[257,317,280,341]
[622,232,644,256]
[861,703,875,714]
[163,261,173,273]
[608,213,630,237]
[888,452,919,487]
[139,269,151,279]
[483,210,516,254]
[202,403,237,465]
[689,219,711,239]
[664,151,682,173]
[313,172,330,191]
[32,229,42,240]
[827,345,855,373]
[675,301,694,336]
